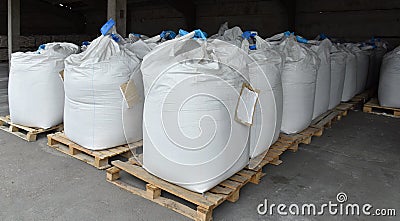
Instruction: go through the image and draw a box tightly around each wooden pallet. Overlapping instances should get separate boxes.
[335,103,355,117]
[363,98,400,118]
[105,103,350,221]
[0,115,63,141]
[346,88,375,109]
[107,157,269,221]
[106,131,311,221]
[311,109,343,129]
[47,132,140,169]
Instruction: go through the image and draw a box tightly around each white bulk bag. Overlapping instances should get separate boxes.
[8,42,79,128]
[328,44,347,109]
[373,41,387,79]
[347,44,370,94]
[378,46,400,108]
[143,30,177,49]
[366,41,387,88]
[341,47,357,102]
[277,35,320,134]
[311,39,332,119]
[64,34,143,150]
[366,48,376,89]
[210,23,244,48]
[141,31,252,193]
[241,35,284,158]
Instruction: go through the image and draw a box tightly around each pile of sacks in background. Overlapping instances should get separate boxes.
[7,19,394,194]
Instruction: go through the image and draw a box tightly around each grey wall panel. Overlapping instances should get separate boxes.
[297,0,400,12]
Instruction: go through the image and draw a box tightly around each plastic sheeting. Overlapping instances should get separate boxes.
[141,31,254,193]
[241,35,284,158]
[275,35,320,134]
[311,39,332,119]
[64,34,145,150]
[8,42,79,128]
[328,44,347,109]
[378,46,400,108]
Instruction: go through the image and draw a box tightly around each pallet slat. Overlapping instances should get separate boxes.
[363,98,400,118]
[111,160,215,208]
[110,179,198,220]
[0,115,63,141]
[47,132,136,169]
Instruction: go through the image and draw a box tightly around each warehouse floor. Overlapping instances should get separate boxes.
[0,63,399,221]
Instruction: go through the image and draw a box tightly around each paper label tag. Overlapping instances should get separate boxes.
[120,80,140,108]
[59,70,64,81]
[235,83,259,126]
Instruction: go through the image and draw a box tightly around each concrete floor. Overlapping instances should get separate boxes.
[0,63,399,221]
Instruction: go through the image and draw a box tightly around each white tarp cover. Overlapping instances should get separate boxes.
[141,32,254,193]
[311,39,332,119]
[9,42,79,128]
[241,35,284,158]
[64,35,145,150]
[378,46,400,108]
[276,35,320,134]
[328,44,347,109]
[341,47,357,102]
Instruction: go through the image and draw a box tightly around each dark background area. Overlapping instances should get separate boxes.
[1,0,400,60]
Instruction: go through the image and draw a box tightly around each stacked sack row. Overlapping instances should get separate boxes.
[7,20,390,194]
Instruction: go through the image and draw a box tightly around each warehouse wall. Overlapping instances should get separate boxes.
[196,0,288,37]
[126,0,400,47]
[126,0,289,37]
[2,0,400,52]
[127,3,186,36]
[0,0,7,35]
[296,0,400,47]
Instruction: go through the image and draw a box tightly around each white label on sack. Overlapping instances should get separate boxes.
[120,80,140,109]
[235,83,259,126]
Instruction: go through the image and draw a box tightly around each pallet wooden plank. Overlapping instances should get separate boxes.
[336,103,354,111]
[0,115,63,141]
[50,142,99,168]
[248,149,269,170]
[209,186,233,195]
[229,174,248,184]
[311,111,339,129]
[311,110,333,125]
[199,192,224,205]
[107,179,198,220]
[236,170,256,179]
[111,160,215,209]
[47,133,133,169]
[219,180,242,190]
[107,148,125,155]
[114,146,131,154]
[363,98,400,118]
